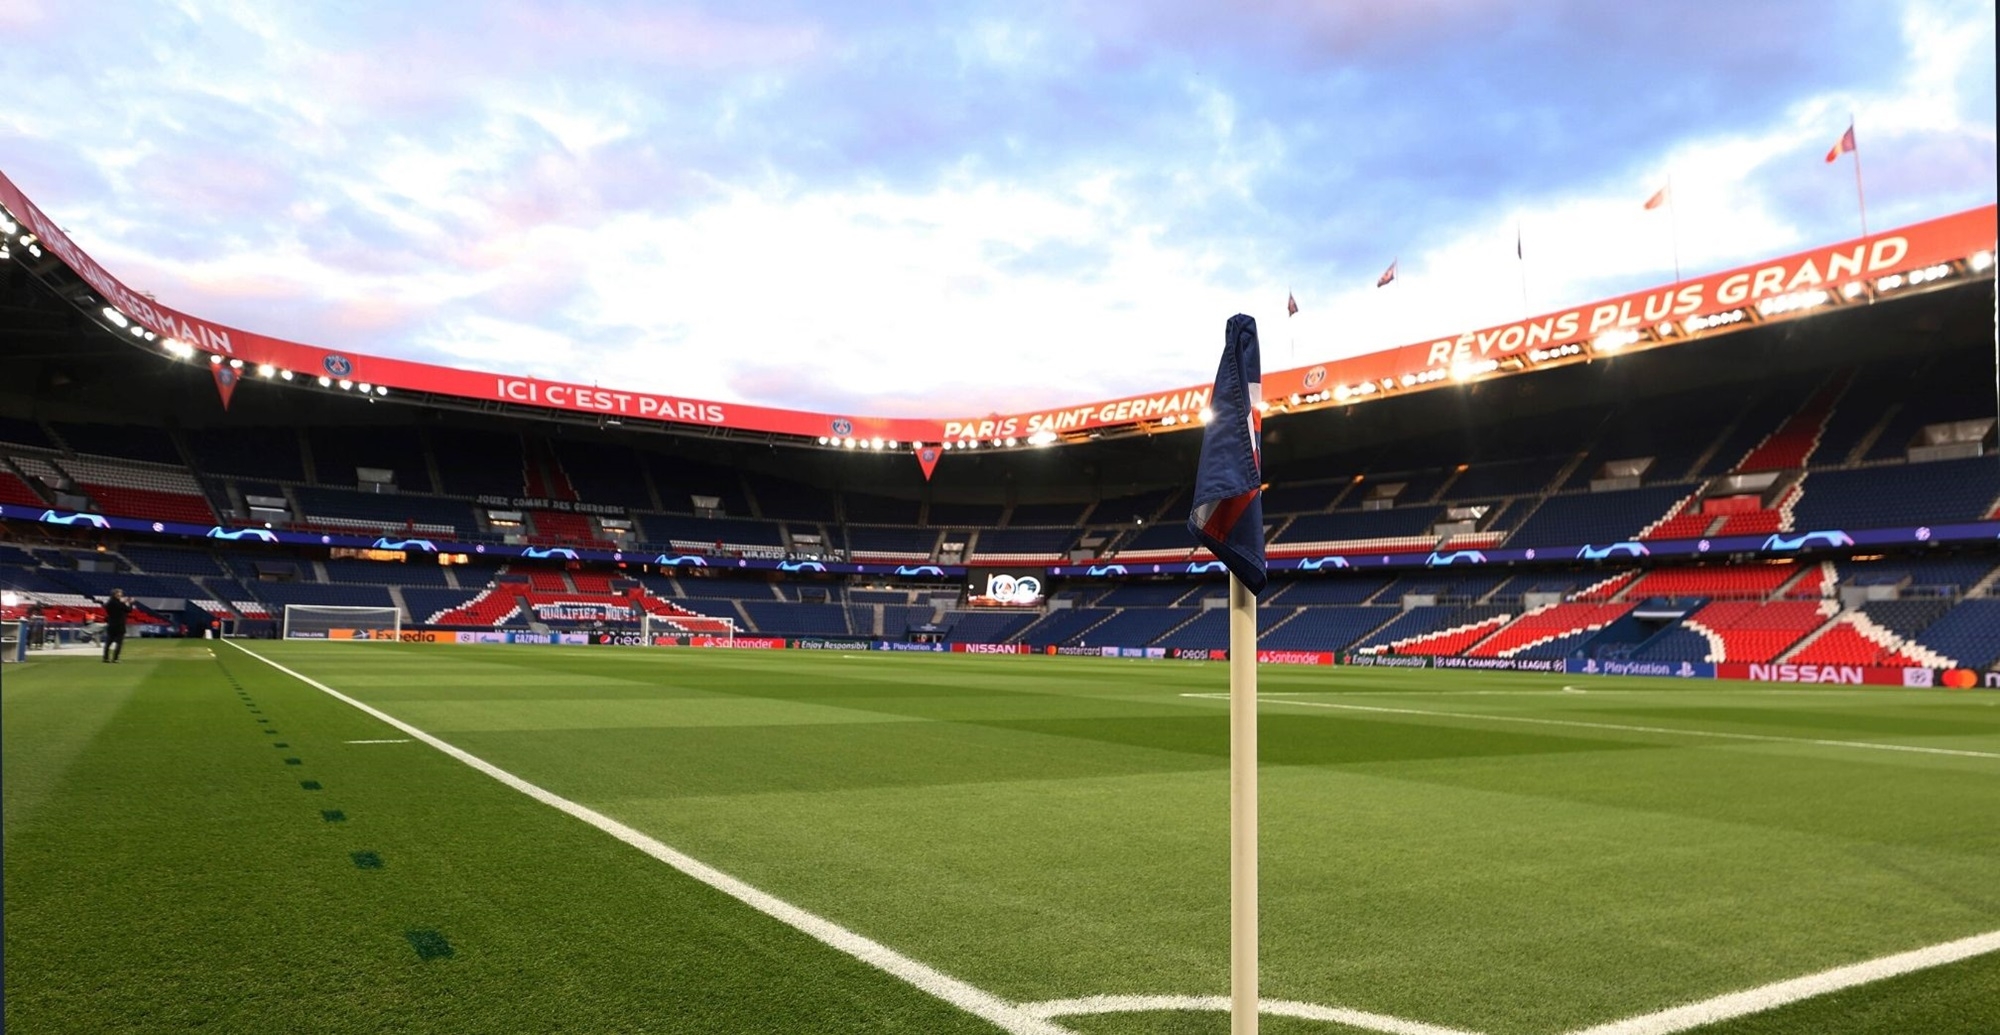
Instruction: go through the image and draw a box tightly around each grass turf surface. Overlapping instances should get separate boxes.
[5,640,1997,1034]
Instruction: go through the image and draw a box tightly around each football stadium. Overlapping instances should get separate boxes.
[4,11,2000,1034]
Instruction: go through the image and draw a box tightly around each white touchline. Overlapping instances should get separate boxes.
[343,739,414,744]
[1561,929,2000,1035]
[223,641,1075,1035]
[1179,693,2000,759]
[1021,995,1484,1035]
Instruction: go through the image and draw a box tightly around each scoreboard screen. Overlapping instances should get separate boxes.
[965,569,1046,607]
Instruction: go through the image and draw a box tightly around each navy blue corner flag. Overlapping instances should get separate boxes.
[1187,314,1267,594]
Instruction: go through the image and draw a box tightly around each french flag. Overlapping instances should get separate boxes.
[1187,314,1267,595]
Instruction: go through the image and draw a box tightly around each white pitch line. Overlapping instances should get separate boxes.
[1562,929,2000,1035]
[343,739,413,744]
[1022,995,1484,1035]
[1179,693,2000,759]
[223,641,1073,1035]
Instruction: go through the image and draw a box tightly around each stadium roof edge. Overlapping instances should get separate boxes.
[1,168,1992,455]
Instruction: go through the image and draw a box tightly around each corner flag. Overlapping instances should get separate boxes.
[1188,315,1267,594]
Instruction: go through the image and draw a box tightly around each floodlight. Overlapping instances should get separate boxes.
[1004,437,1017,447]
[375,386,389,396]
[258,364,275,378]
[280,370,295,380]
[102,306,129,328]
[338,379,353,390]
[228,358,244,369]
[210,354,223,365]
[318,376,333,387]
[1972,251,1994,272]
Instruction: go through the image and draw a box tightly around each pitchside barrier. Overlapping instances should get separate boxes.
[317,624,2000,687]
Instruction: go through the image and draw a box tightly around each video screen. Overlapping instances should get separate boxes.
[965,569,1046,607]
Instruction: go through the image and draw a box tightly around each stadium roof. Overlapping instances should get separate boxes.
[2,168,1993,462]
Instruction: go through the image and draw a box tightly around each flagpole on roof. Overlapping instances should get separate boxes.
[1849,116,1869,238]
[1516,220,1529,314]
[1668,174,1682,284]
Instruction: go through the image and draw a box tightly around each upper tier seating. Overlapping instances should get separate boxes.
[1505,485,1691,550]
[1788,458,2000,531]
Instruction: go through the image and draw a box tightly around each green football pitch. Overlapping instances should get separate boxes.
[5,639,1997,1034]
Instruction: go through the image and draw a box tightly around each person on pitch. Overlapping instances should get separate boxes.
[102,588,131,663]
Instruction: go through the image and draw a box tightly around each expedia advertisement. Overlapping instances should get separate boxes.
[964,569,1046,607]
[326,628,400,641]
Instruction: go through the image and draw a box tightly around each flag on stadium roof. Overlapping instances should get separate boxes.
[1644,185,1669,210]
[1825,123,1857,163]
[1187,314,1266,594]
[1376,259,1397,287]
[210,361,239,410]
[1286,292,1298,316]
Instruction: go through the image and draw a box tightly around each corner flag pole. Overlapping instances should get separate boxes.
[1187,313,1268,1035]
[1230,573,1258,1034]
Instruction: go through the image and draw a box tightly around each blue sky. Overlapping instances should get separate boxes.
[2,1,1993,416]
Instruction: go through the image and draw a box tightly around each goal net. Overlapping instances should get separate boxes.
[641,611,737,644]
[282,604,404,641]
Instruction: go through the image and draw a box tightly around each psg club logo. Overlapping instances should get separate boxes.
[831,417,854,436]
[1303,365,1327,389]
[217,366,238,386]
[919,447,938,463]
[323,354,354,377]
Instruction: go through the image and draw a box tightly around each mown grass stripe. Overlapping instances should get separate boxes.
[224,640,1075,1035]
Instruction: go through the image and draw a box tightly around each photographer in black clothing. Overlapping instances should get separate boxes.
[103,589,130,663]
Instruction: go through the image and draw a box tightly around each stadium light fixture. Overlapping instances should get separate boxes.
[1876,273,1905,291]
[337,379,354,390]
[817,436,828,445]
[16,233,33,246]
[843,437,856,448]
[1005,436,1018,447]
[228,358,244,369]
[163,338,195,359]
[1198,407,1214,423]
[1027,429,1057,447]
[209,354,224,365]
[1972,251,1994,272]
[257,364,275,378]
[101,306,129,328]
[318,375,333,387]
[1,590,17,608]
[871,437,884,449]
[0,217,15,235]
[1593,329,1640,351]
[888,440,899,449]
[280,370,295,381]
[0,245,9,261]
[1842,282,1865,299]
[375,386,388,397]
[24,244,40,258]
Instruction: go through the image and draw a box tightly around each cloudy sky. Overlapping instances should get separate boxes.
[2,1,1993,417]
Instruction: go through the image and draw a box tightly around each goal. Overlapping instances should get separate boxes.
[641,611,737,644]
[282,604,403,641]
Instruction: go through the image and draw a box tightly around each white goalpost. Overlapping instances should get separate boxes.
[281,604,404,641]
[641,611,737,644]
